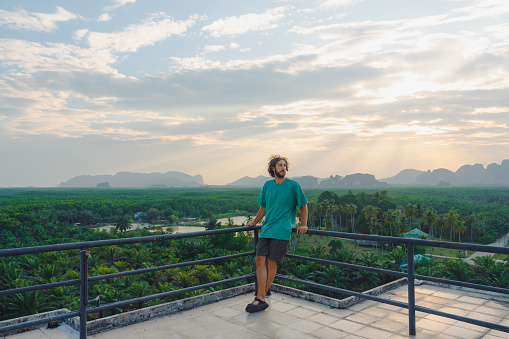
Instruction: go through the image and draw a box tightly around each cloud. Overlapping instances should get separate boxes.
[201,6,287,37]
[320,0,362,10]
[0,6,78,32]
[98,13,112,22]
[85,13,198,53]
[104,0,136,12]
[203,44,225,54]
[0,38,117,74]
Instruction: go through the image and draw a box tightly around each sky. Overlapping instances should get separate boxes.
[1,0,509,187]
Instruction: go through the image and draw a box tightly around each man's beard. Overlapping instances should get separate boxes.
[275,170,285,178]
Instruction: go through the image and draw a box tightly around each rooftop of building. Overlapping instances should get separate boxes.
[5,282,509,339]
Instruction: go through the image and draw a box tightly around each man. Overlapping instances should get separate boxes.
[245,155,308,313]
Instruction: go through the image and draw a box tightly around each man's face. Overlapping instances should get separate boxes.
[274,159,287,178]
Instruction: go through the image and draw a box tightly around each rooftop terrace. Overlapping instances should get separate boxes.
[5,282,509,339]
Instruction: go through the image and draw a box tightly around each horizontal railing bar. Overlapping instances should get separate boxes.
[415,304,509,333]
[287,253,509,296]
[87,273,255,314]
[0,311,80,335]
[0,226,261,257]
[88,252,254,282]
[275,273,408,308]
[0,279,81,297]
[415,274,509,295]
[276,273,509,333]
[286,253,407,278]
[298,229,509,254]
[0,252,254,296]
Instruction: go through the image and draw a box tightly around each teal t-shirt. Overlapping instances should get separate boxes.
[257,178,308,240]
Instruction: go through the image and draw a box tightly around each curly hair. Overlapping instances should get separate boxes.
[267,154,290,177]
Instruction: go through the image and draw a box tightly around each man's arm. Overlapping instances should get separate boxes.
[247,206,266,226]
[297,204,308,234]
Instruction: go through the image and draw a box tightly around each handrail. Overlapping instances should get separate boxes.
[281,228,509,335]
[1,225,509,337]
[0,226,261,257]
[0,226,260,338]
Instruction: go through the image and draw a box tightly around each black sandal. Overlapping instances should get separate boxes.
[245,297,269,313]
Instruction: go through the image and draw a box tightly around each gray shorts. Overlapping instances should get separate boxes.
[256,238,289,262]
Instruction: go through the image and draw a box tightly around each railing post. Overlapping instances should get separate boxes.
[79,247,90,339]
[407,244,416,335]
[254,229,259,295]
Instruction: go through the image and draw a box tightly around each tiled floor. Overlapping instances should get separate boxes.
[5,284,509,339]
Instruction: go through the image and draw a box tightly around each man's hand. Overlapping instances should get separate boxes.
[246,221,256,227]
[296,225,308,234]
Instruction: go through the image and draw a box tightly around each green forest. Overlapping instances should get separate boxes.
[1,187,509,322]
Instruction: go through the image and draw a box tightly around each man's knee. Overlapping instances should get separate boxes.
[266,258,277,269]
[255,255,267,266]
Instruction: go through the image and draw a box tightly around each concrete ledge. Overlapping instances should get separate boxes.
[271,277,407,308]
[66,284,256,335]
[0,309,70,336]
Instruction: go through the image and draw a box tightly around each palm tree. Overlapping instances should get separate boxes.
[127,281,152,309]
[415,203,423,231]
[446,208,460,242]
[192,265,213,284]
[5,287,55,318]
[362,205,380,234]
[173,271,198,288]
[435,214,447,255]
[358,252,381,268]
[316,201,325,228]
[472,256,509,288]
[349,204,358,233]
[129,248,152,270]
[383,209,395,237]
[206,217,220,230]
[454,219,467,243]
[353,269,381,291]
[219,261,239,278]
[315,266,349,293]
[404,204,416,232]
[115,215,132,233]
[440,260,472,282]
[34,264,64,283]
[98,286,126,316]
[423,207,437,239]
[100,246,125,266]
[308,245,328,259]
[466,212,478,243]
[389,248,406,271]
[328,247,357,264]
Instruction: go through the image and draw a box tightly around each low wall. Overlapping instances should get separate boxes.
[271,277,408,309]
[0,309,69,336]
[66,284,256,335]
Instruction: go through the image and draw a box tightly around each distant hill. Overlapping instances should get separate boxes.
[228,173,387,188]
[380,169,424,185]
[59,171,204,188]
[228,175,321,188]
[58,159,509,189]
[380,159,509,186]
[228,175,271,187]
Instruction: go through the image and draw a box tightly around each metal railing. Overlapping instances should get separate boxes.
[1,226,509,337]
[282,229,509,335]
[0,226,259,339]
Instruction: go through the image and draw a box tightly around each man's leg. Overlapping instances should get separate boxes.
[254,255,268,304]
[265,258,277,294]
